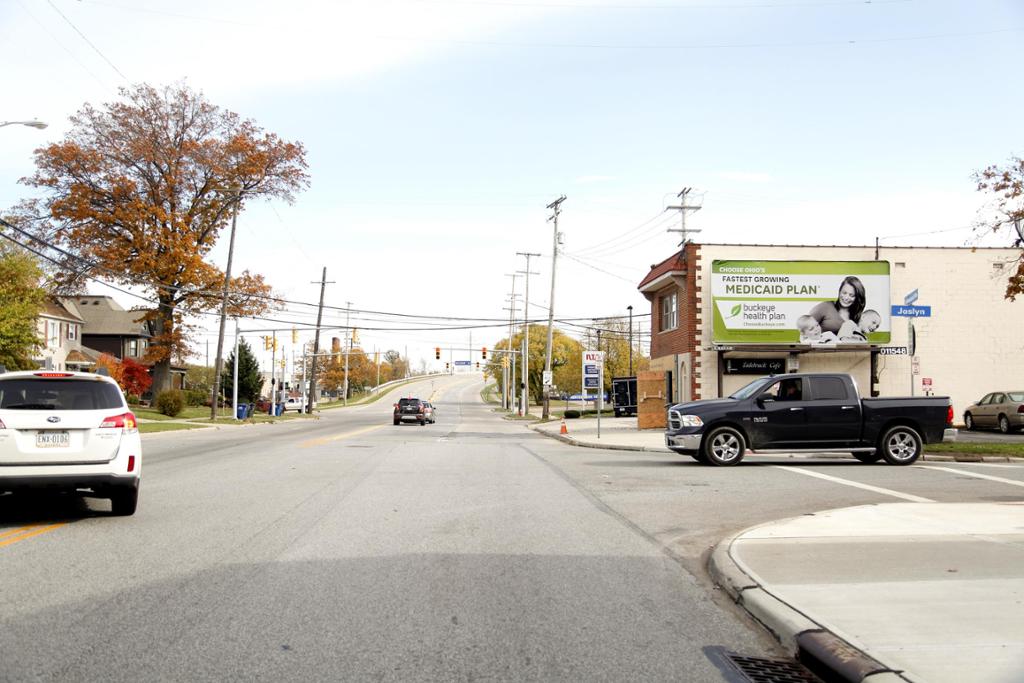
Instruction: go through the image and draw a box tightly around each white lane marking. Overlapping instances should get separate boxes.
[772,465,935,502]
[960,462,1024,470]
[916,465,1024,489]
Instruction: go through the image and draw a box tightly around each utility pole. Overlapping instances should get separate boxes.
[306,268,333,413]
[542,195,565,419]
[665,187,702,248]
[210,191,241,420]
[517,251,540,417]
[504,273,519,411]
[343,301,352,406]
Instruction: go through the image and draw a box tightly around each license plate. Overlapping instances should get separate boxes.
[36,431,70,448]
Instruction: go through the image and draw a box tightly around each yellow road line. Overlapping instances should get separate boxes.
[0,523,67,548]
[301,424,386,448]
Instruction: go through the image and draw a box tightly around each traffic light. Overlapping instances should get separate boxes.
[352,328,359,344]
[292,328,298,344]
[481,347,487,359]
[476,361,480,369]
[280,358,286,369]
[435,347,441,360]
[273,338,279,352]
[263,336,272,351]
[445,362,449,370]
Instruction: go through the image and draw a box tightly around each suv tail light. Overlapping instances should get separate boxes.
[947,405,954,426]
[1018,405,1024,414]
[419,405,425,414]
[100,412,138,434]
[34,372,74,378]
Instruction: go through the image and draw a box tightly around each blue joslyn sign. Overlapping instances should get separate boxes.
[454,360,472,366]
[891,305,931,318]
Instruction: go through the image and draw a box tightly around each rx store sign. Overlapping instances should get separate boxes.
[582,351,604,395]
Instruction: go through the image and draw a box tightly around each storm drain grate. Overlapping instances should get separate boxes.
[724,653,822,683]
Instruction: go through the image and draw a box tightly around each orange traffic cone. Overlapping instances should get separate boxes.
[560,418,568,435]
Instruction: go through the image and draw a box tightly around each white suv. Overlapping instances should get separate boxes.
[0,370,141,515]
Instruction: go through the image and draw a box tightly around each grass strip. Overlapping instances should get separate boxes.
[924,442,1024,457]
[139,422,209,434]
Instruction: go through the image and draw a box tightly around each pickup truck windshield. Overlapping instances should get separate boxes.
[729,377,774,400]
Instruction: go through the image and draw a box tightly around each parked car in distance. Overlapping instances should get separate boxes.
[963,391,1024,433]
[282,396,307,413]
[0,369,141,515]
[394,397,429,426]
[665,373,956,467]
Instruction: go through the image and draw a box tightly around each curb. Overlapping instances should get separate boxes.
[527,424,673,453]
[709,533,911,683]
[526,426,1016,462]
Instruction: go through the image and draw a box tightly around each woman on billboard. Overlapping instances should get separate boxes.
[809,276,866,334]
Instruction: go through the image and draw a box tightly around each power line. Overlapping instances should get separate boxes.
[45,0,129,82]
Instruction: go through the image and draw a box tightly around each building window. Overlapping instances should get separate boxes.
[48,321,60,349]
[128,339,139,357]
[68,324,77,341]
[660,292,677,331]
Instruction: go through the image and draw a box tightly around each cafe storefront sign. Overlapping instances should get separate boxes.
[724,358,786,375]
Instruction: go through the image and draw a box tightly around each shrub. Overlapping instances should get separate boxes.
[155,389,185,417]
[184,390,207,407]
[126,394,140,405]
[564,409,581,419]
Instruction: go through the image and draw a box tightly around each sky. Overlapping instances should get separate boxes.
[2,0,1022,377]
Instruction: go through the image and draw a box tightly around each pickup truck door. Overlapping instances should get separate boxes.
[749,378,808,448]
[802,376,862,445]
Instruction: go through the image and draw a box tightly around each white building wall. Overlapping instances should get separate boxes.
[696,244,1022,420]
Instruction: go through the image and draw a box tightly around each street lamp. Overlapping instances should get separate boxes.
[210,186,242,421]
[627,305,633,375]
[0,120,47,130]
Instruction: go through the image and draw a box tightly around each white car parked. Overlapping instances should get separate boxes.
[0,370,141,515]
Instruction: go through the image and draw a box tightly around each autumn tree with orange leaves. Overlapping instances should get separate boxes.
[975,156,1024,301]
[9,83,309,391]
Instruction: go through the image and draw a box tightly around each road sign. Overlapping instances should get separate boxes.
[542,370,552,386]
[454,360,471,366]
[904,289,919,305]
[879,346,908,355]
[891,305,931,317]
[584,376,600,388]
[922,377,932,386]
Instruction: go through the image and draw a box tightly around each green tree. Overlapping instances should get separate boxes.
[974,156,1024,300]
[185,363,216,396]
[222,338,262,403]
[487,325,582,405]
[0,248,46,370]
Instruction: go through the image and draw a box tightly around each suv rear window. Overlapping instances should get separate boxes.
[0,378,124,410]
[398,398,421,407]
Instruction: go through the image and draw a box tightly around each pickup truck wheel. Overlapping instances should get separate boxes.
[964,413,975,431]
[879,426,922,465]
[703,427,745,466]
[853,452,882,464]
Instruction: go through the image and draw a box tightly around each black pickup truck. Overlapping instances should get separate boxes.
[665,373,956,466]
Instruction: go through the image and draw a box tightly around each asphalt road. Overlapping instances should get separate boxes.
[3,376,1023,682]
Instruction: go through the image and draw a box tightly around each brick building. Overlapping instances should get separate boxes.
[638,242,1023,421]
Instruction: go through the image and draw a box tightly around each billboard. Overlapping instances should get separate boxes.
[711,260,891,345]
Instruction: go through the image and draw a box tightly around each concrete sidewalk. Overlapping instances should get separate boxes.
[711,504,1024,683]
[529,417,1024,682]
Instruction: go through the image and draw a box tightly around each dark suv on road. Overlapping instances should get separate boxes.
[394,397,428,426]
